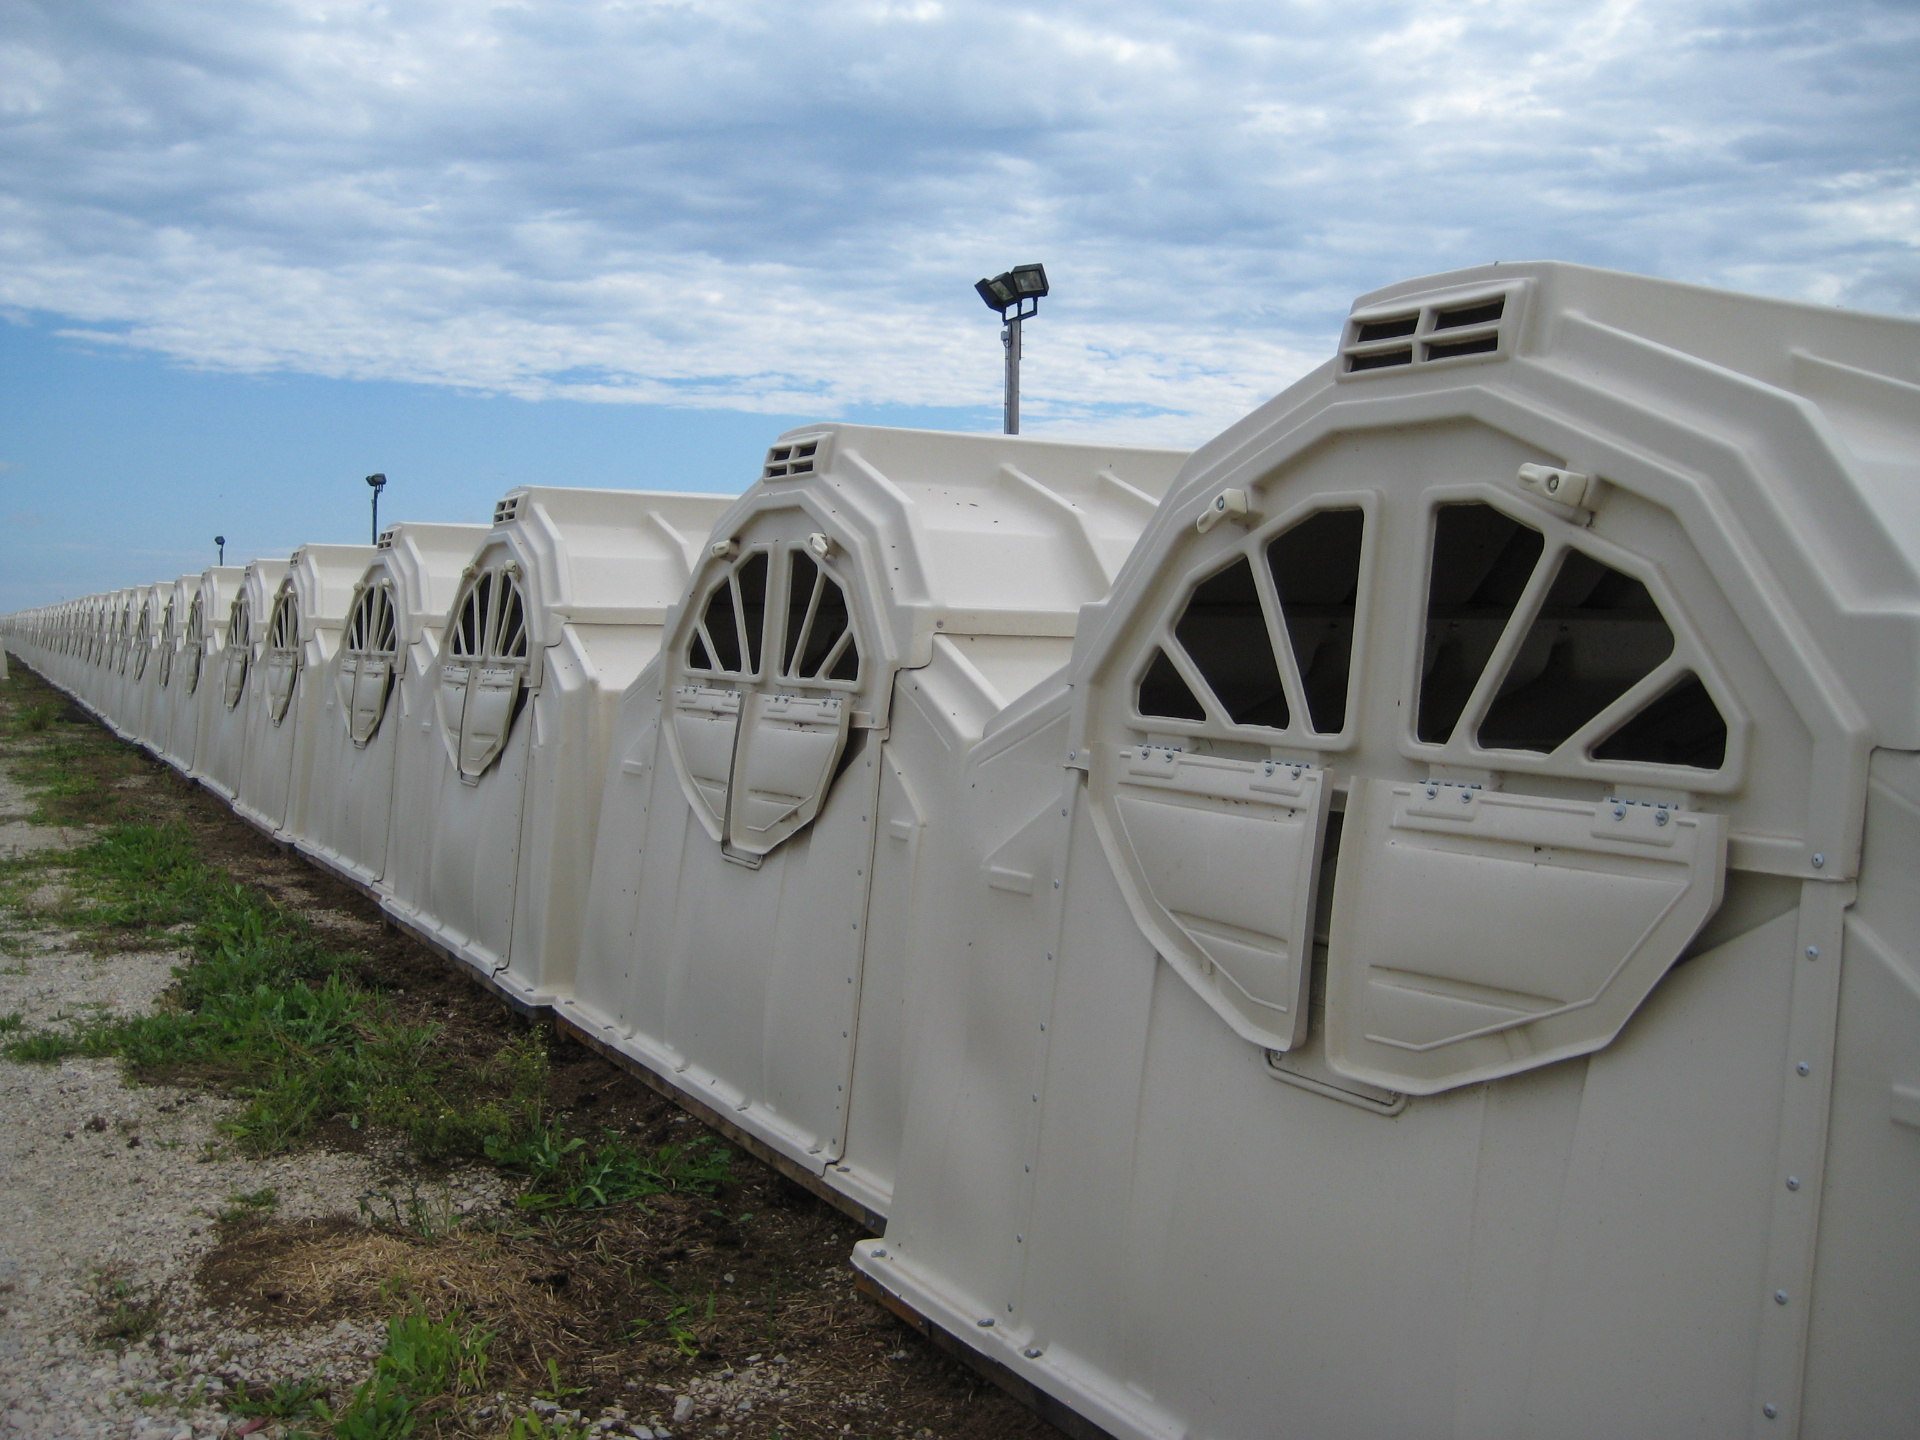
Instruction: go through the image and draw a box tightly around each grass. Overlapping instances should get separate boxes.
[485,1123,735,1212]
[1,819,549,1160]
[316,1302,494,1439]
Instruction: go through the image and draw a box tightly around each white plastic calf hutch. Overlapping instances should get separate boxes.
[174,567,246,783]
[293,522,489,888]
[561,425,1187,1218]
[231,544,376,837]
[155,574,211,772]
[196,559,290,804]
[849,263,1920,1440]
[128,581,179,753]
[380,487,733,1003]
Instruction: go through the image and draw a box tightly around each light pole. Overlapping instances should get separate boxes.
[975,264,1050,434]
[215,535,226,565]
[366,473,387,544]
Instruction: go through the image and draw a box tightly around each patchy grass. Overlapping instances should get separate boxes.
[2,663,1062,1439]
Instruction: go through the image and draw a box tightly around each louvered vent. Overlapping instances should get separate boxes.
[1341,288,1516,377]
[493,496,523,525]
[763,439,820,479]
[376,527,396,550]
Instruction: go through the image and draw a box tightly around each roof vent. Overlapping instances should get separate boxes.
[1340,286,1519,378]
[493,495,523,525]
[763,438,822,479]
[376,527,396,550]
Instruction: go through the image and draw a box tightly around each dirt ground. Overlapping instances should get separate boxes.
[0,659,1060,1440]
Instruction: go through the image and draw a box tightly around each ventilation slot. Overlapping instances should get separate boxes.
[1433,298,1504,330]
[1343,288,1514,376]
[1424,334,1500,361]
[376,528,396,550]
[492,497,522,525]
[763,440,821,479]
[691,551,769,676]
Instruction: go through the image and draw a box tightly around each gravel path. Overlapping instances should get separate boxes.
[0,759,390,1438]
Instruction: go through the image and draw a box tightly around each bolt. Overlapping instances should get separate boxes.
[1068,751,1076,761]
[1806,946,1819,961]
[1015,1234,1022,1243]
[1461,791,1472,804]
[1812,852,1825,869]
[1425,785,1437,798]
[1024,1164,1030,1172]
[1024,1347,1043,1359]
[1008,1303,1015,1313]
[1053,879,1060,888]
[873,1248,887,1258]
[1032,1093,1039,1102]
[977,1318,995,1328]
[1764,1404,1778,1419]
[1613,805,1627,819]
[1774,1290,1789,1306]
[1046,951,1053,961]
[1797,1062,1811,1076]
[1655,810,1669,826]
[1786,1176,1800,1191]
[1061,808,1068,816]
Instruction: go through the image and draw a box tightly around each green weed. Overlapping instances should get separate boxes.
[317,1303,493,1438]
[216,1187,279,1224]
[487,1124,734,1211]
[0,1012,22,1035]
[225,1375,328,1419]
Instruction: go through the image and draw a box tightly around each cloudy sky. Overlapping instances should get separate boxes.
[3,0,1917,607]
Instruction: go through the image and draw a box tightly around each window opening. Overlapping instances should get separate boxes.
[182,598,205,695]
[132,604,153,680]
[1476,550,1673,754]
[1268,508,1364,733]
[1174,557,1289,728]
[340,583,400,746]
[438,566,533,780]
[697,572,743,672]
[781,552,858,682]
[737,551,768,674]
[1417,503,1544,743]
[1137,647,1207,723]
[1593,672,1728,769]
[222,595,252,710]
[265,594,301,724]
[157,603,176,687]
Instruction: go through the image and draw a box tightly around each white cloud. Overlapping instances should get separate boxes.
[0,0,1914,447]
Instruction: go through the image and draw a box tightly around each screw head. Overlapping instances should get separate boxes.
[1023,1347,1043,1359]
[977,1317,995,1328]
[1613,804,1627,819]
[873,1248,887,1258]
[1461,791,1472,804]
[1806,946,1820,960]
[1812,852,1825,869]
[1786,1175,1800,1191]
[1655,809,1669,826]
[1797,1062,1811,1076]
[1774,1289,1789,1305]
[1764,1403,1778,1419]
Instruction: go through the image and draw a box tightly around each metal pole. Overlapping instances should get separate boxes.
[371,487,379,544]
[1003,313,1022,435]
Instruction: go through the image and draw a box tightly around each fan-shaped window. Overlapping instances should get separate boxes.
[131,603,154,681]
[1416,501,1728,772]
[438,565,532,781]
[263,592,301,725]
[688,550,770,676]
[182,598,205,695]
[1136,507,1367,737]
[1268,508,1365,732]
[1476,551,1672,753]
[338,582,400,747]
[781,552,861,683]
[222,594,252,710]
[156,602,176,688]
[1417,504,1543,743]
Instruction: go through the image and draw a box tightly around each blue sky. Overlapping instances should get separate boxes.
[4,0,1917,609]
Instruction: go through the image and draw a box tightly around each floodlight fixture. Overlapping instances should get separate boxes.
[974,263,1050,434]
[215,535,226,565]
[366,473,387,544]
